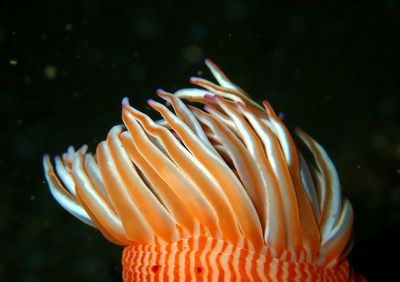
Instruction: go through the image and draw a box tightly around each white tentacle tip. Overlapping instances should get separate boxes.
[204,58,215,68]
[122,97,130,106]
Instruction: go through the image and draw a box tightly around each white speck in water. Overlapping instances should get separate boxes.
[10,60,18,65]
[23,76,32,84]
[370,134,387,149]
[65,24,73,31]
[44,65,58,80]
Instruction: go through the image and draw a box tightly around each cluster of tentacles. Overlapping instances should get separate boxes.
[43,60,354,278]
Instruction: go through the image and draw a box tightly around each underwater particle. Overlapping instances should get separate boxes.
[23,76,32,84]
[73,91,81,98]
[9,60,18,65]
[44,65,58,80]
[16,118,24,126]
[370,133,387,149]
[65,24,73,31]
[182,45,204,63]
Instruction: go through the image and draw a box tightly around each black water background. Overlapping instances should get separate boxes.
[1,1,399,281]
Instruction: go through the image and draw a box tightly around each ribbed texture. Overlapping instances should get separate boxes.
[122,236,354,282]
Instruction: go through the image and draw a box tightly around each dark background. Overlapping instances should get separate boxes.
[1,1,399,281]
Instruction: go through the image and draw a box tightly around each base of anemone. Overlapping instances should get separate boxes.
[121,236,355,281]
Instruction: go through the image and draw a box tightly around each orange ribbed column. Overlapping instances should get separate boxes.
[122,236,355,282]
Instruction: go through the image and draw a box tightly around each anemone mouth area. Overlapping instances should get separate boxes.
[121,236,354,281]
